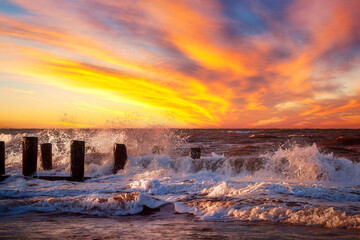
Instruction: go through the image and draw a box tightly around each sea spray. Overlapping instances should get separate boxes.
[255,143,360,185]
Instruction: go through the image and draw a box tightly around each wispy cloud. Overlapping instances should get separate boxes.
[250,117,283,127]
[6,87,34,94]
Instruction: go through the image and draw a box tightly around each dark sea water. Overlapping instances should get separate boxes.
[0,129,360,239]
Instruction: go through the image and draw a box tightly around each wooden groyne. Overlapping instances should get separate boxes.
[113,143,127,174]
[190,147,201,159]
[40,143,52,170]
[0,141,4,175]
[22,137,38,177]
[0,141,6,181]
[0,137,202,182]
[70,140,85,181]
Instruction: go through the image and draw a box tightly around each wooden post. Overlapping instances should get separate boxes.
[0,141,5,175]
[40,143,52,170]
[190,147,201,159]
[152,146,163,155]
[22,137,38,177]
[113,144,127,174]
[70,140,85,181]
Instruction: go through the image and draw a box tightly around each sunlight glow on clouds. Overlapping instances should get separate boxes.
[0,0,359,128]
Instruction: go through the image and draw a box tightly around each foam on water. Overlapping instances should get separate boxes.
[1,129,360,230]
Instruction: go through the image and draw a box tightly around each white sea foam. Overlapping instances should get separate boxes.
[228,207,360,229]
[258,143,360,184]
[0,191,164,216]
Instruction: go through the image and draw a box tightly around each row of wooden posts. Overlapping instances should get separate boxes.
[0,137,201,182]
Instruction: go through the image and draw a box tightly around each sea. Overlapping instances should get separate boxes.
[0,129,359,239]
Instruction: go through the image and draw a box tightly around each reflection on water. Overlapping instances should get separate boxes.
[1,213,360,240]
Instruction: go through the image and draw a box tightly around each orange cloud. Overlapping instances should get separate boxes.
[0,0,360,128]
[0,42,229,127]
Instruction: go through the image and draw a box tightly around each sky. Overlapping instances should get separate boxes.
[0,0,360,128]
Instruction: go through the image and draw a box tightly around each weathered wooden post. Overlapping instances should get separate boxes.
[152,146,163,155]
[113,144,127,174]
[22,137,38,177]
[0,141,5,175]
[70,140,85,181]
[190,147,201,159]
[40,143,52,170]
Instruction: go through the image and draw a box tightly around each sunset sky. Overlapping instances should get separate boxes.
[0,0,360,128]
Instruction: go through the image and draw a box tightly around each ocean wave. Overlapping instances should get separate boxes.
[229,207,360,229]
